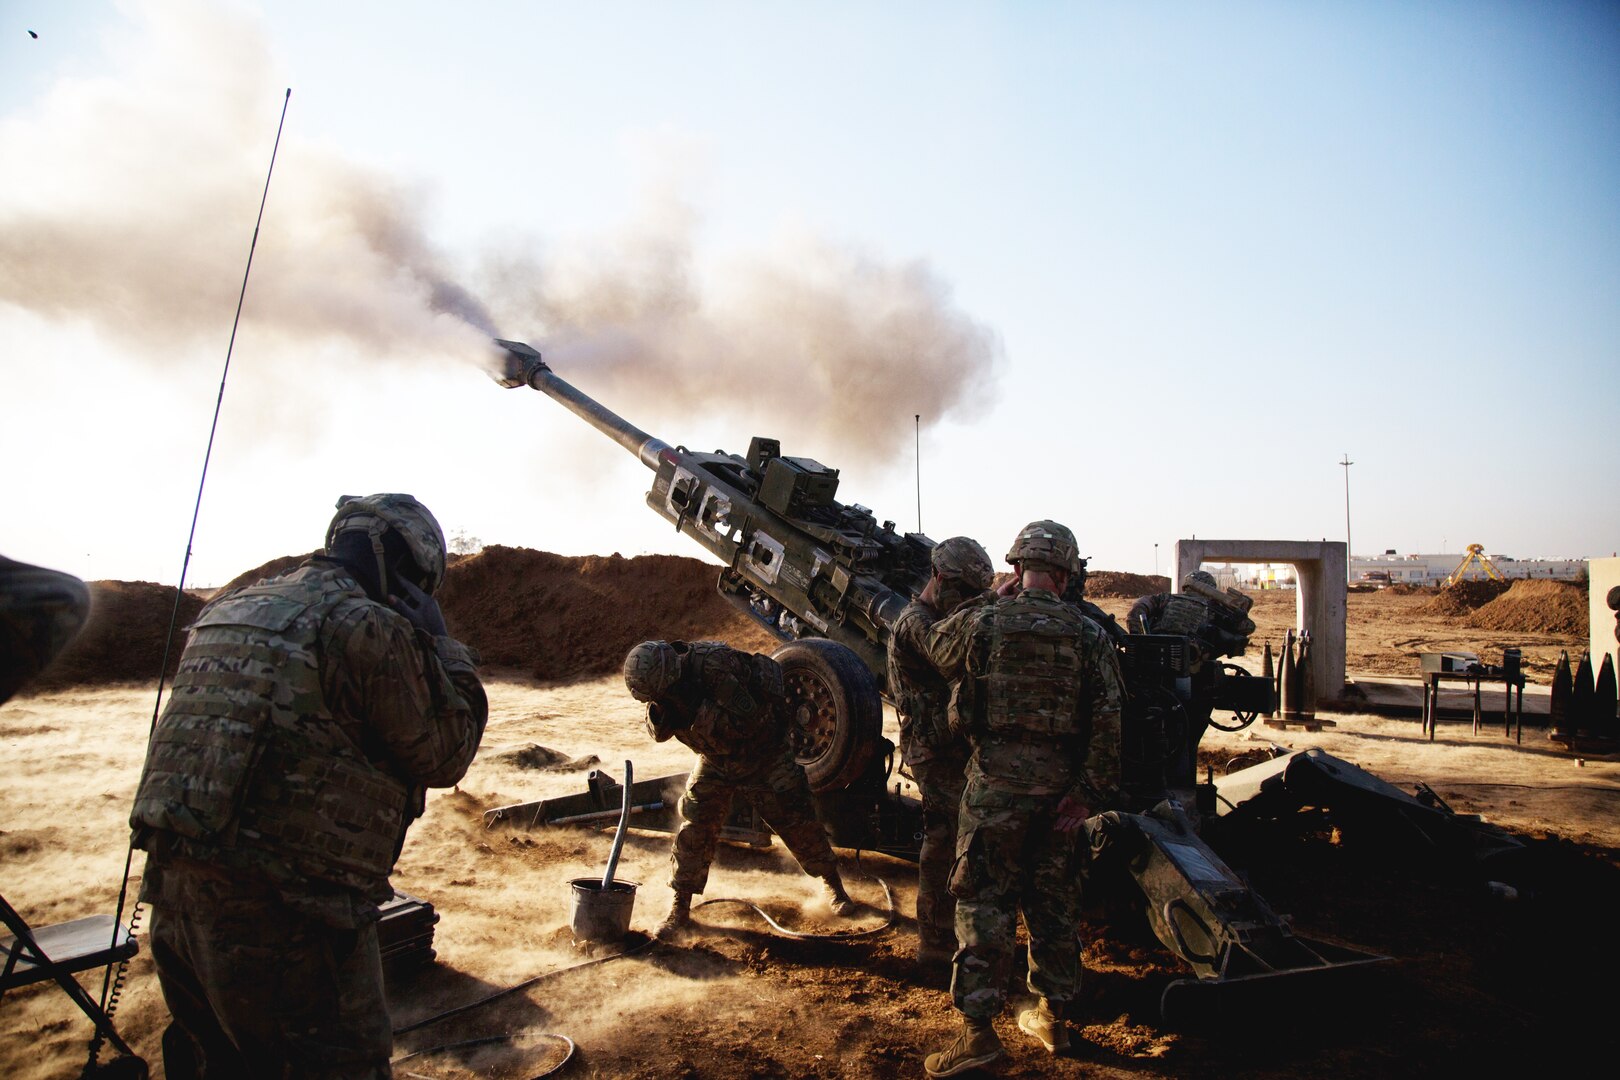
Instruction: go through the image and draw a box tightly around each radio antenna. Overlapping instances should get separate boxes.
[88,88,292,1072]
[151,87,291,718]
[914,413,922,534]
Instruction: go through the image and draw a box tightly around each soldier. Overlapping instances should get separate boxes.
[1128,569,1253,795]
[1126,568,1219,637]
[130,494,487,1079]
[886,536,994,968]
[623,639,857,940]
[921,521,1124,1076]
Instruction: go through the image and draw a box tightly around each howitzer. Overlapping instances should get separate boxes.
[492,340,1389,1024]
[495,339,931,793]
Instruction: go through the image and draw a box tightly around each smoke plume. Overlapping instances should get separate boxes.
[0,0,1000,463]
[482,208,1003,458]
[0,1,494,365]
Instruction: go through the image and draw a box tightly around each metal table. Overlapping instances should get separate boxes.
[1419,651,1526,743]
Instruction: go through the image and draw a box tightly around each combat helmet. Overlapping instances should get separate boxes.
[326,493,448,595]
[931,536,994,591]
[624,640,682,702]
[1005,520,1080,575]
[1185,570,1218,591]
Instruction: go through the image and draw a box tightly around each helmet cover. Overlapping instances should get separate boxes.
[931,536,994,591]
[325,493,448,595]
[624,640,682,702]
[1004,520,1080,575]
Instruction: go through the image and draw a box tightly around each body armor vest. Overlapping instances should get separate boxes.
[130,566,410,893]
[975,591,1088,738]
[1150,593,1210,637]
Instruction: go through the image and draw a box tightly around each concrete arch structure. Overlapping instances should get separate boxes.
[1173,539,1347,699]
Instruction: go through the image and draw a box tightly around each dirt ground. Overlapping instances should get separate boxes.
[2,557,1614,1078]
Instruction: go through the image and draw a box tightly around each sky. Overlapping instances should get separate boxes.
[2,0,1617,588]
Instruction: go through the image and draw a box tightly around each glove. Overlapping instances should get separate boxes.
[390,576,447,638]
[1054,792,1091,833]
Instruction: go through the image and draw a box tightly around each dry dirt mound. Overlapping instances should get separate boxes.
[193,545,787,681]
[1464,578,1588,635]
[437,545,780,680]
[1087,571,1170,599]
[32,579,203,690]
[1422,578,1512,617]
[26,547,783,692]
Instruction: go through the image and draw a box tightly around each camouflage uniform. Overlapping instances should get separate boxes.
[887,537,993,959]
[1128,588,1218,792]
[889,596,971,955]
[0,555,91,704]
[644,642,838,894]
[131,557,487,1078]
[926,586,1124,1022]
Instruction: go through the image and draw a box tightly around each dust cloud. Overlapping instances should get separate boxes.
[2,0,1002,466]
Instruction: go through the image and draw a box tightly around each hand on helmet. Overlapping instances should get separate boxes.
[390,576,447,638]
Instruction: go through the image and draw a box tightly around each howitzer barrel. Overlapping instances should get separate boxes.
[494,339,671,470]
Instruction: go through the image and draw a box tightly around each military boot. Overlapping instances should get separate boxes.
[822,872,857,917]
[1016,998,1070,1054]
[923,1017,1005,1078]
[654,891,693,941]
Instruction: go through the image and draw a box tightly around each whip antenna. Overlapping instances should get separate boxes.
[87,88,292,1072]
[158,85,294,686]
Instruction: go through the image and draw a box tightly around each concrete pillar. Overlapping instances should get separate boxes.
[1589,557,1620,678]
[1173,539,1348,699]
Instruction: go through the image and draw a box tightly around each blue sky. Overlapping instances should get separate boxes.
[2,1,1616,587]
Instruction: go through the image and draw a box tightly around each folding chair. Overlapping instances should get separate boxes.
[0,892,141,1061]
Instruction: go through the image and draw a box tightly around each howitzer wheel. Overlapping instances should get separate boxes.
[773,639,882,794]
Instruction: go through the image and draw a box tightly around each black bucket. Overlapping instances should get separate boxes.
[567,878,638,942]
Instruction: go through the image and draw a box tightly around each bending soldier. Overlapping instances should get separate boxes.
[624,640,858,941]
[886,536,994,969]
[922,520,1124,1076]
[130,494,488,1079]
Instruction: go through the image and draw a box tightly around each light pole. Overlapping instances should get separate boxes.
[1154,543,1159,577]
[1340,454,1354,585]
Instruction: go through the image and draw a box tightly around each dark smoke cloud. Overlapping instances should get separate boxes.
[0,0,1000,464]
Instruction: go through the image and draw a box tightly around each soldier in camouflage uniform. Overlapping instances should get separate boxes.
[129,494,487,1079]
[920,521,1124,1077]
[0,555,91,705]
[1126,568,1218,637]
[623,640,857,940]
[885,536,994,969]
[1129,569,1225,794]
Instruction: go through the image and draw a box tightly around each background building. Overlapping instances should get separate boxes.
[1346,551,1588,586]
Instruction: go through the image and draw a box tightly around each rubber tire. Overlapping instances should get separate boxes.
[772,638,882,794]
